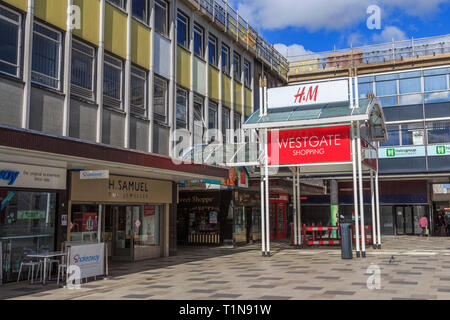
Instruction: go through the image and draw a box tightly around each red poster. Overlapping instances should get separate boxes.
[268,126,351,165]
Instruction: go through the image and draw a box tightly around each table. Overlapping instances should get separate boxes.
[26,252,66,285]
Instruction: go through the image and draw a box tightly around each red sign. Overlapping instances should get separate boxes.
[294,85,319,104]
[268,126,351,165]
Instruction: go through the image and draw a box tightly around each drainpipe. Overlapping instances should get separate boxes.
[96,0,106,143]
[62,0,74,137]
[124,0,132,148]
[148,0,155,152]
[21,0,34,129]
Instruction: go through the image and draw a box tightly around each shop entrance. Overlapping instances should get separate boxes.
[105,206,134,261]
[394,206,423,235]
[270,202,287,239]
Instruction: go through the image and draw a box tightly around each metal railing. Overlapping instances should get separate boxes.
[288,34,450,76]
[188,0,289,78]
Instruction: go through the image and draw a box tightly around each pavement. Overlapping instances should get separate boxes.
[2,236,450,300]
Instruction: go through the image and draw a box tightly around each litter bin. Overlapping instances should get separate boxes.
[340,223,353,259]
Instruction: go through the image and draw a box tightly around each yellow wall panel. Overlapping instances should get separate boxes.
[34,0,67,30]
[208,66,219,102]
[222,74,231,107]
[73,0,99,45]
[244,88,252,117]
[234,81,243,114]
[132,19,150,69]
[177,46,191,89]
[104,2,127,59]
[3,0,27,11]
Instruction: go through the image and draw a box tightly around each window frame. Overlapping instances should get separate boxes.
[71,39,96,100]
[103,53,124,109]
[177,11,189,49]
[176,87,189,129]
[153,75,168,124]
[221,44,230,76]
[31,21,63,91]
[130,65,148,118]
[154,0,169,37]
[106,0,126,10]
[243,59,251,88]
[132,0,149,23]
[233,51,241,81]
[0,4,22,78]
[193,23,204,58]
[208,34,218,67]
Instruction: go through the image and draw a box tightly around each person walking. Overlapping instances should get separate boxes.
[437,213,446,237]
[418,215,429,238]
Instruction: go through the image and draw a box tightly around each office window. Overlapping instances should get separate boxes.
[380,125,400,147]
[234,112,241,143]
[222,107,230,142]
[427,121,450,144]
[194,23,204,57]
[176,88,188,128]
[71,40,95,99]
[401,123,424,146]
[103,54,123,108]
[177,11,189,48]
[132,0,148,22]
[208,35,217,66]
[0,6,21,77]
[155,0,168,36]
[424,75,447,92]
[399,77,421,94]
[107,0,125,9]
[243,60,251,87]
[131,67,147,117]
[193,95,205,144]
[221,44,230,75]
[233,52,241,80]
[154,76,168,123]
[31,22,62,90]
[208,101,218,130]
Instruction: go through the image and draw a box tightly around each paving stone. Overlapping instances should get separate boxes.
[323,291,355,296]
[389,281,418,285]
[249,285,277,289]
[294,286,323,291]
[210,293,241,298]
[121,294,152,299]
[258,295,291,300]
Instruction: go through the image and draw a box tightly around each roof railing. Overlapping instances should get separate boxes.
[288,34,450,76]
[187,0,289,79]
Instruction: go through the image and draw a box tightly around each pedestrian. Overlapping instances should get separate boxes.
[437,212,446,237]
[418,215,428,238]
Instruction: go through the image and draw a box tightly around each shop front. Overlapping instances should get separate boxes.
[69,172,173,262]
[0,162,66,283]
[269,193,289,240]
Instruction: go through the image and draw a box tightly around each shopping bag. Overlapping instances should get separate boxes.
[426,228,430,236]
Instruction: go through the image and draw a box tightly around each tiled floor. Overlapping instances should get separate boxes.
[2,236,450,300]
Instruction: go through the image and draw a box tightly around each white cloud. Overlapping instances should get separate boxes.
[234,0,447,31]
[372,26,408,42]
[274,43,313,59]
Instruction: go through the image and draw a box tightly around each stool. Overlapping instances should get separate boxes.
[17,260,40,284]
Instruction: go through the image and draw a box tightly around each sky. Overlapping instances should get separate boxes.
[229,0,450,59]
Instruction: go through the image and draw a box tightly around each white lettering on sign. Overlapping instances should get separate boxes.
[268,80,349,109]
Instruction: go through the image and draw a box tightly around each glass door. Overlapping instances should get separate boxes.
[112,206,133,261]
[277,203,286,238]
[405,207,413,234]
[395,206,405,235]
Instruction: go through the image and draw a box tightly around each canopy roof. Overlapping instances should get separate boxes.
[244,98,387,141]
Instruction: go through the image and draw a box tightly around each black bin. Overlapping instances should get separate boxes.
[340,223,353,259]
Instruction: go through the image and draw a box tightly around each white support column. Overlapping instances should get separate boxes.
[62,0,74,137]
[21,0,34,129]
[96,0,106,143]
[218,38,223,143]
[189,11,194,149]
[204,24,210,145]
[264,128,270,256]
[260,153,266,256]
[124,0,132,148]
[168,0,177,157]
[357,121,367,258]
[148,0,155,152]
[297,170,302,246]
[229,43,235,142]
[370,170,377,249]
[351,123,361,257]
[293,170,298,246]
[375,142,382,249]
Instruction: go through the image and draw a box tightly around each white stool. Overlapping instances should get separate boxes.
[57,263,67,285]
[17,260,40,284]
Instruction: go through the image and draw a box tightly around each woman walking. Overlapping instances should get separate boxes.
[418,215,428,237]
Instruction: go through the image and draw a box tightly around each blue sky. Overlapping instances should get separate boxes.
[230,0,450,58]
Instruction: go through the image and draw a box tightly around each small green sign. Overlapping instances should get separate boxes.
[437,146,446,155]
[17,210,46,220]
[386,149,396,157]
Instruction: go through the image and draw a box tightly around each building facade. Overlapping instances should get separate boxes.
[0,0,287,282]
[288,35,450,237]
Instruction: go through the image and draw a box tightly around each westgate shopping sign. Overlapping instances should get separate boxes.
[268,126,352,165]
[267,80,349,109]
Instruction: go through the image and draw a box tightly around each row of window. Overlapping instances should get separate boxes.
[381,121,450,147]
[176,9,252,87]
[358,68,450,107]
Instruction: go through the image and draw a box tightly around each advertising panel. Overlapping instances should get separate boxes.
[69,243,105,279]
[427,145,450,157]
[378,146,426,159]
[0,162,66,190]
[267,80,349,109]
[268,126,352,166]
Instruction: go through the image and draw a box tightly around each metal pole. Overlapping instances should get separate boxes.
[375,142,382,249]
[351,123,361,257]
[357,122,367,258]
[297,170,302,246]
[293,170,298,246]
[370,170,377,249]
[264,128,270,256]
[260,163,266,256]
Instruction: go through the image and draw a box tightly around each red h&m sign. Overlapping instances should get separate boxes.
[268,126,352,165]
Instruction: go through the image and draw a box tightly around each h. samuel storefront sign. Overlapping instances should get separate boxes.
[268,126,352,166]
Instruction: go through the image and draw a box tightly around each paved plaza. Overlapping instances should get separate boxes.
[2,236,450,300]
